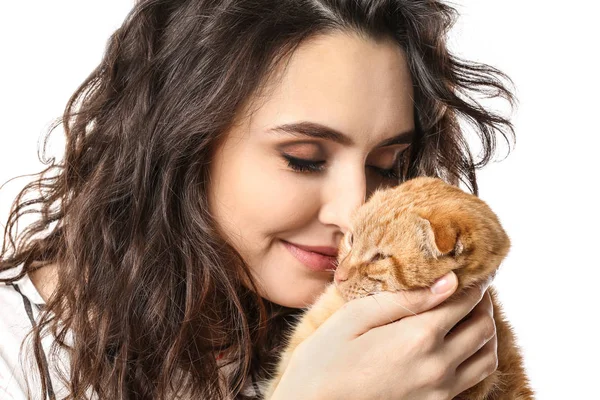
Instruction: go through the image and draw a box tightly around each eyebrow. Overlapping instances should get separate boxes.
[267,121,416,148]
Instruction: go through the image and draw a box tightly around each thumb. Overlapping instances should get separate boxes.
[327,271,458,339]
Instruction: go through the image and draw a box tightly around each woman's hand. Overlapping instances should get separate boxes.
[270,271,497,400]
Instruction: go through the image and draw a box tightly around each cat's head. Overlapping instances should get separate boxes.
[333,177,510,301]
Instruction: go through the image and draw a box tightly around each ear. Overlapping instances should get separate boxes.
[415,214,463,259]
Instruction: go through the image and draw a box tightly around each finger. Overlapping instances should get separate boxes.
[451,330,498,398]
[324,271,458,338]
[417,276,492,336]
[443,290,495,368]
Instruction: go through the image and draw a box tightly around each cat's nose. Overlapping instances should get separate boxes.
[334,269,348,284]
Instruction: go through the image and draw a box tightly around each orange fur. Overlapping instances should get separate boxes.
[261,177,534,399]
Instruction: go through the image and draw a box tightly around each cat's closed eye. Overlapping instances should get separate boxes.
[369,252,387,263]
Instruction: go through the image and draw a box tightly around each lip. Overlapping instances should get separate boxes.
[290,242,339,257]
[282,240,338,272]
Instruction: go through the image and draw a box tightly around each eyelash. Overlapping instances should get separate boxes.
[283,153,406,180]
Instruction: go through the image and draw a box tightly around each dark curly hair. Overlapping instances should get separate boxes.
[0,0,516,398]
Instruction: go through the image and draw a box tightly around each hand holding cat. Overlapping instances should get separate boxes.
[269,271,497,400]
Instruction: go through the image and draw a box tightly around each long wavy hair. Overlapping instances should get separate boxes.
[0,0,516,398]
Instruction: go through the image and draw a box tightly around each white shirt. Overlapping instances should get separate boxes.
[0,264,70,400]
[0,265,261,399]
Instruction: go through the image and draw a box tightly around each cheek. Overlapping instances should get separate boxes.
[210,143,320,239]
[362,265,399,292]
[238,162,320,233]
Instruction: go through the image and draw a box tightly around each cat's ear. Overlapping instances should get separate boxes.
[415,214,463,259]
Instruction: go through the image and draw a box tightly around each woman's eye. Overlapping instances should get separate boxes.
[283,155,326,173]
[369,165,400,180]
[282,154,403,179]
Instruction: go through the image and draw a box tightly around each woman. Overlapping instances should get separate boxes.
[0,0,516,399]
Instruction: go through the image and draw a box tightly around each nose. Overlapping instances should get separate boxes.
[318,165,366,234]
[334,268,348,284]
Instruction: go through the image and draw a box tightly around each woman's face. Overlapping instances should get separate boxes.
[208,31,415,308]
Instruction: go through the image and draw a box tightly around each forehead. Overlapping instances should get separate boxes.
[242,30,415,148]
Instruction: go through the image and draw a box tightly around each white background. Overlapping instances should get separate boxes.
[1,1,598,398]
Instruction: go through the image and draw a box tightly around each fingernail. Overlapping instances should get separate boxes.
[431,273,453,294]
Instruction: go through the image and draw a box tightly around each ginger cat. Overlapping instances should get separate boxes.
[261,177,534,399]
